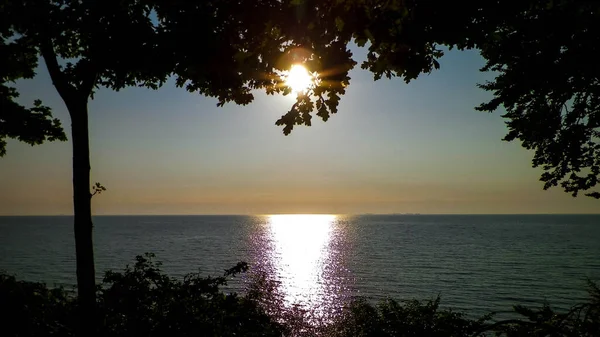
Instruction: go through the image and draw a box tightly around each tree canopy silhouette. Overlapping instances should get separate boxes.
[0,38,66,156]
[1,0,598,334]
[474,1,600,199]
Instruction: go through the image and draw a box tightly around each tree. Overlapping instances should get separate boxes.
[2,1,171,335]
[474,1,600,199]
[0,1,351,335]
[272,0,600,199]
[2,0,598,334]
[171,0,600,198]
[273,0,600,198]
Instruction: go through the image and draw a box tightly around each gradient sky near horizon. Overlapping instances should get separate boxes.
[2,46,599,215]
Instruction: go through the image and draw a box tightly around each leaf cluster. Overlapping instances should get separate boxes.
[0,5,66,156]
[474,0,600,198]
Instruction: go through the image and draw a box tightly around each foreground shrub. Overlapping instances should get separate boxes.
[482,280,600,337]
[0,273,75,336]
[320,297,492,337]
[0,254,598,337]
[97,253,286,337]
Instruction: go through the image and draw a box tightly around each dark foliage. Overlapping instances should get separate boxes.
[0,56,66,156]
[96,253,286,337]
[0,254,286,337]
[1,254,599,337]
[2,1,599,334]
[0,273,76,336]
[322,297,492,337]
[3,1,598,197]
[473,1,600,199]
[481,280,600,337]
[1,1,67,156]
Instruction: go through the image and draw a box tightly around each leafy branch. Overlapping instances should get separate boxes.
[91,182,106,197]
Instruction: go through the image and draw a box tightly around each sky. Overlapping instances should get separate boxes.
[1,46,599,215]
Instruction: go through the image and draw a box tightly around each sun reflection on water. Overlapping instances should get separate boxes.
[266,214,336,309]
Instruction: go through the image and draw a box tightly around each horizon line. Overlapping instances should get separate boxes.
[2,213,600,217]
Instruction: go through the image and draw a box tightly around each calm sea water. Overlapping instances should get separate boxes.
[1,214,599,317]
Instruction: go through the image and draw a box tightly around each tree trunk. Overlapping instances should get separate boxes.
[40,37,97,336]
[69,101,97,337]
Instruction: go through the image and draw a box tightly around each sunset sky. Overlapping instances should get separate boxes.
[2,47,598,215]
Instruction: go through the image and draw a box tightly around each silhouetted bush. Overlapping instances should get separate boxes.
[480,280,600,336]
[321,297,492,337]
[1,254,598,337]
[96,253,286,337]
[0,273,76,336]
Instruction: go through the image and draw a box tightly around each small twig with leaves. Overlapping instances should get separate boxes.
[91,182,106,197]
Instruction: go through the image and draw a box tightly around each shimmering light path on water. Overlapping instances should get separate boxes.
[266,215,334,307]
[1,215,599,317]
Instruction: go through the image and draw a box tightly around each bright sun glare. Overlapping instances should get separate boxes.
[285,64,312,94]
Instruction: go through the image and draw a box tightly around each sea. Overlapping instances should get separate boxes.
[1,214,599,319]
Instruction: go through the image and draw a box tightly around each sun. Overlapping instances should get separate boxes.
[285,64,312,94]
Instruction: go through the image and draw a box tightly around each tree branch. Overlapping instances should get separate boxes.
[79,59,98,99]
[79,0,100,99]
[39,38,77,104]
[91,182,106,198]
